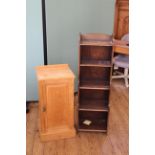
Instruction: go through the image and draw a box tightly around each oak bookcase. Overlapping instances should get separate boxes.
[78,34,113,132]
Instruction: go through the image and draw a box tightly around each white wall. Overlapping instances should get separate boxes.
[26,0,115,100]
[46,0,115,91]
[26,0,44,100]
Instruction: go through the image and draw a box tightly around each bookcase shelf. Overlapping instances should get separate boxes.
[80,67,111,87]
[79,80,110,90]
[80,59,111,67]
[78,34,113,132]
[79,100,109,112]
[79,89,109,112]
[79,111,108,132]
[80,45,112,65]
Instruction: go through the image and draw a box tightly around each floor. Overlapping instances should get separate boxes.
[26,80,129,155]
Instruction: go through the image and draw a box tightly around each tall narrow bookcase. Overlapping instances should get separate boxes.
[78,34,113,132]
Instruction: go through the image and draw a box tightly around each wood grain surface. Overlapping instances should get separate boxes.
[27,80,128,155]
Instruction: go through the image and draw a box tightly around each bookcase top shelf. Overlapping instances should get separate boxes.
[80,33,113,46]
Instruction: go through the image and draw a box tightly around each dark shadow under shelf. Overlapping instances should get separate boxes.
[78,111,108,132]
[80,67,111,89]
[79,99,108,111]
[80,80,110,90]
[79,118,107,132]
[80,59,111,67]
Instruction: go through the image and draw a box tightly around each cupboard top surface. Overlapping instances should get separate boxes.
[36,64,75,80]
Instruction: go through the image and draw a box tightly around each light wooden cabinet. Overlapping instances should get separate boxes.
[36,64,76,141]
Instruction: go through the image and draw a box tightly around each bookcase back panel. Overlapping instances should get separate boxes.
[79,111,108,121]
[80,89,109,101]
[80,67,110,82]
[81,46,112,62]
[79,111,108,130]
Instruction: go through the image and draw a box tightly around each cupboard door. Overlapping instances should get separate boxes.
[42,80,74,132]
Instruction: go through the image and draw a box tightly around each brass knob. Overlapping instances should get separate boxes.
[42,106,46,112]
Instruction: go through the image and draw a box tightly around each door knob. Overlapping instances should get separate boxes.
[42,106,46,112]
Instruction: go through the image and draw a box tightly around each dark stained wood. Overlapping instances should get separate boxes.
[80,67,111,86]
[79,111,108,132]
[79,100,109,112]
[79,121,107,132]
[79,89,109,111]
[80,46,112,64]
[80,89,109,100]
[78,34,113,132]
[80,59,111,67]
[80,80,110,90]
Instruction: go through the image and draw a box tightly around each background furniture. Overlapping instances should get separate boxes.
[112,0,129,87]
[113,0,129,55]
[113,0,129,40]
[113,42,129,55]
[36,64,76,141]
[112,54,129,87]
[78,34,113,132]
[112,34,129,87]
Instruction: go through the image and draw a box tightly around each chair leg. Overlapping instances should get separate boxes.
[112,65,124,78]
[112,66,129,87]
[124,68,129,87]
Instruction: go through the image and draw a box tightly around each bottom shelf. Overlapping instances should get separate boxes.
[79,119,107,132]
[78,111,108,132]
